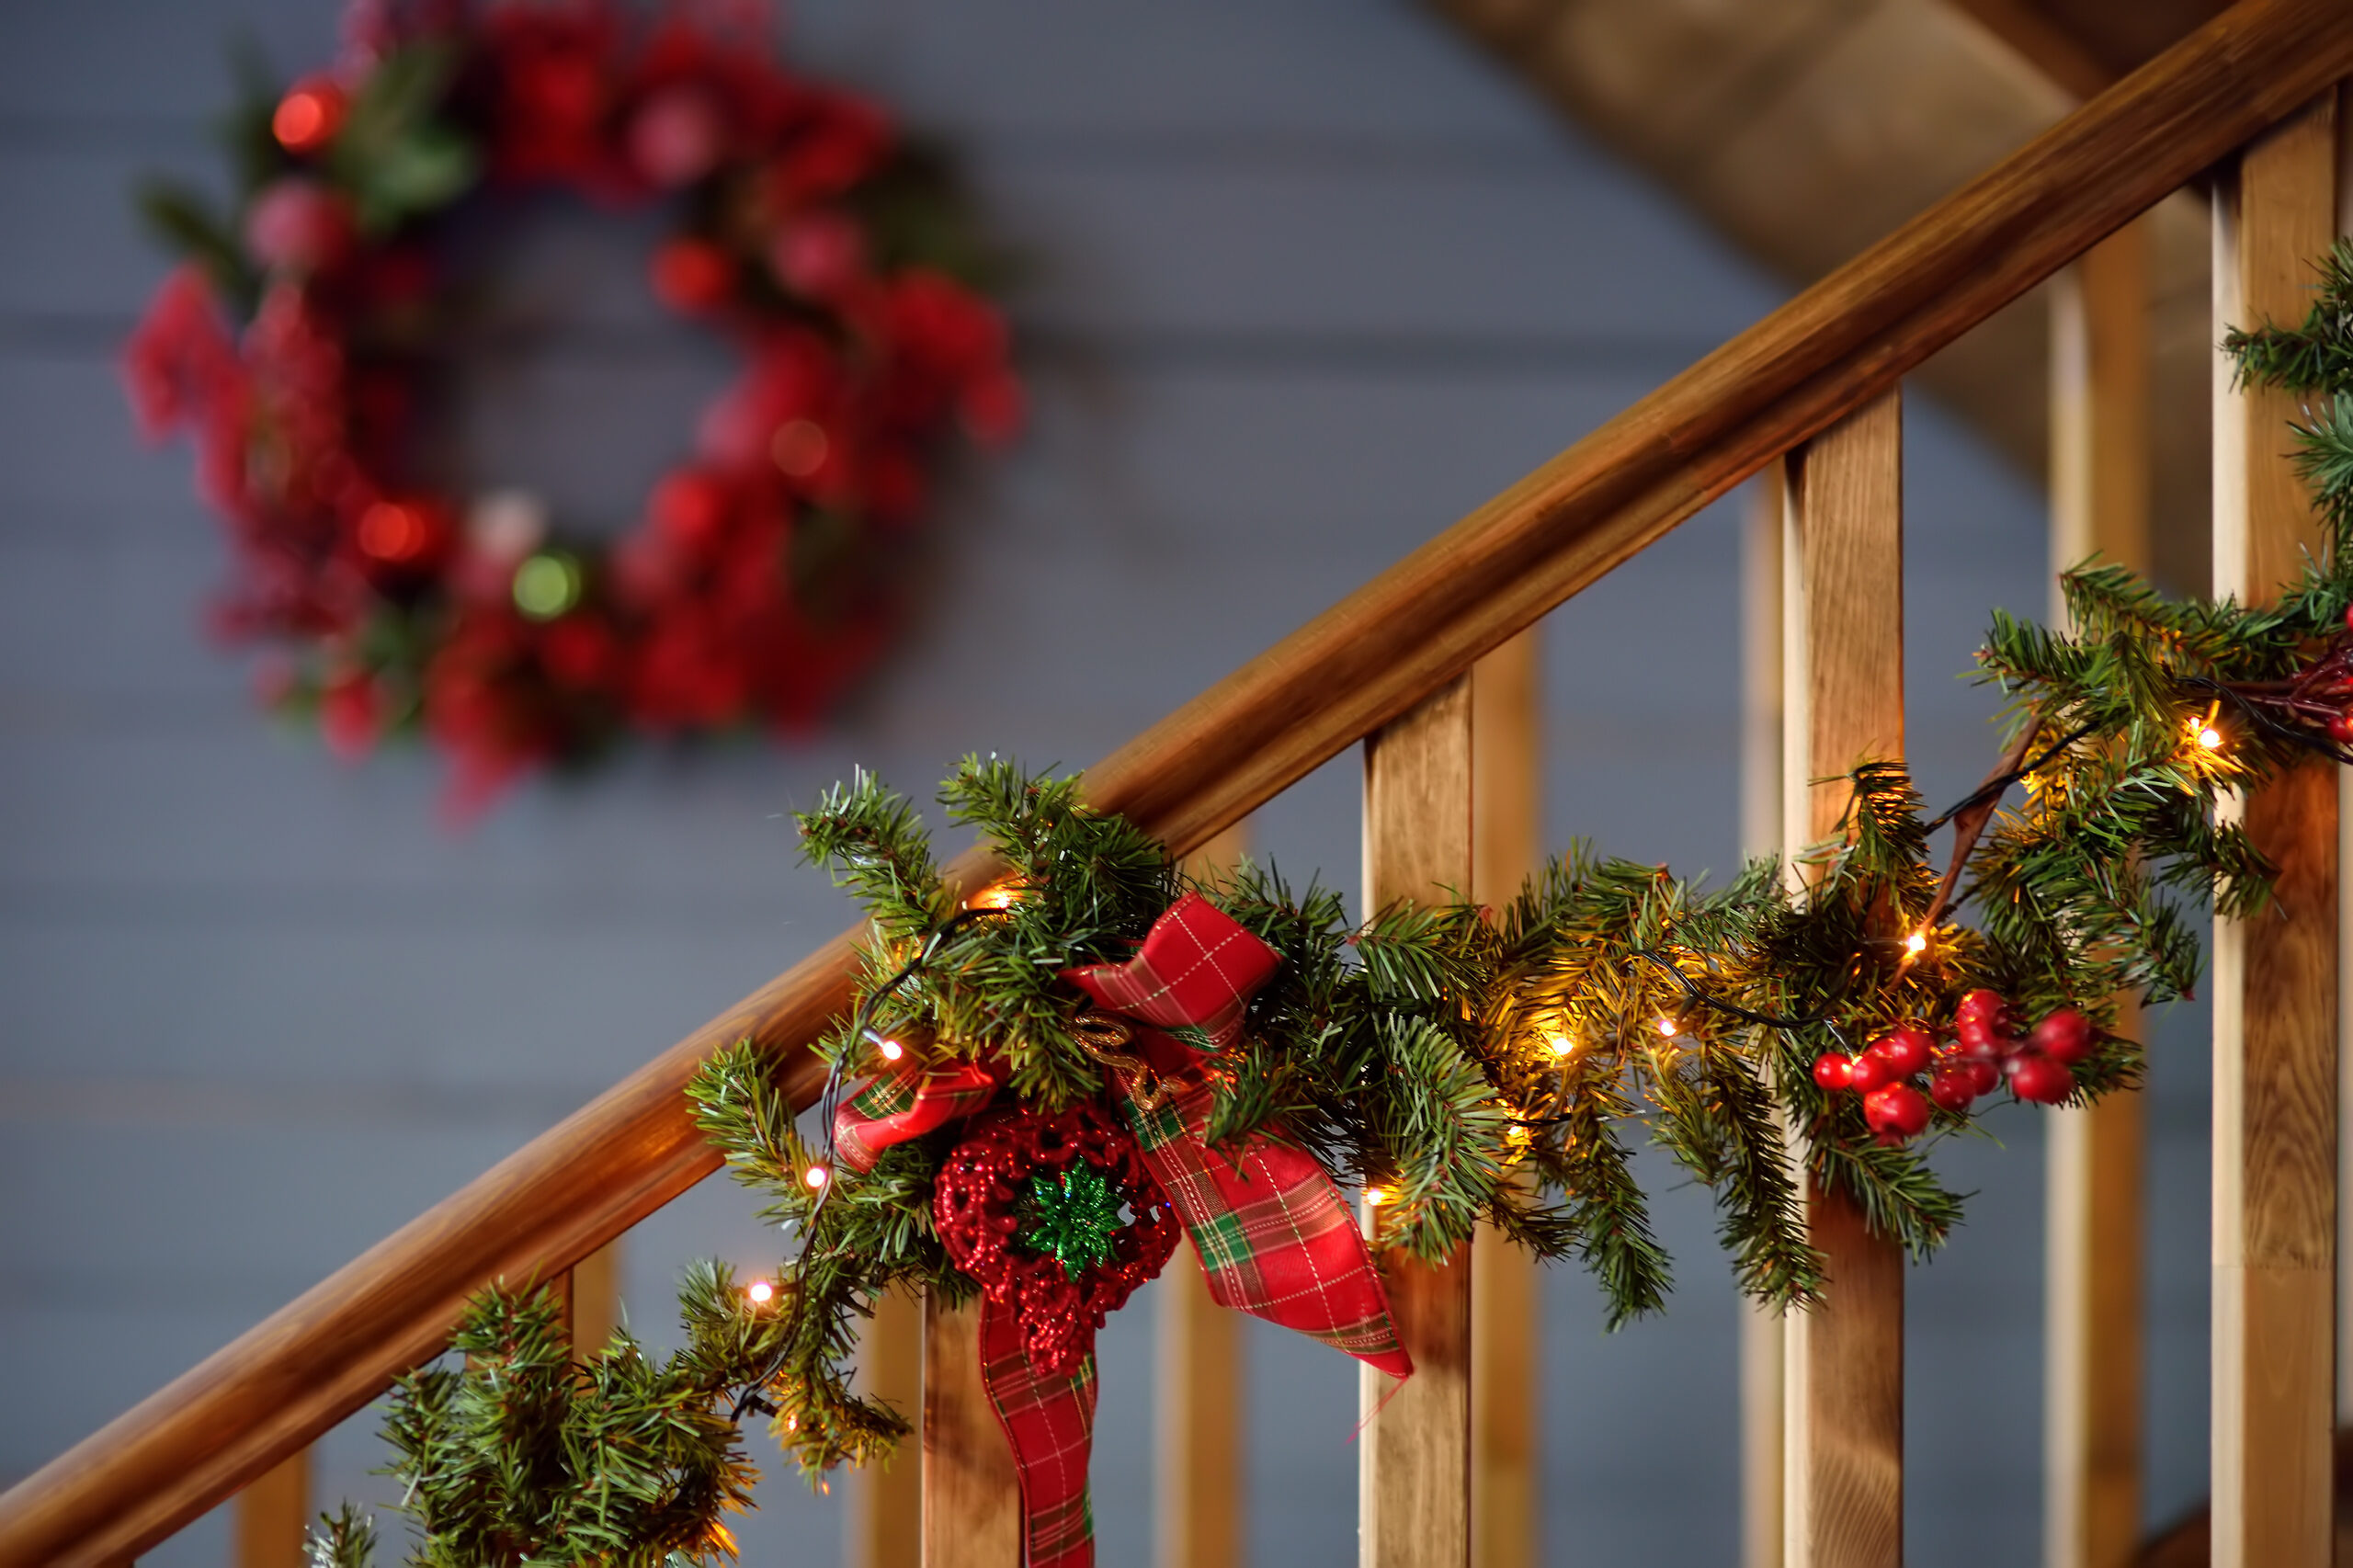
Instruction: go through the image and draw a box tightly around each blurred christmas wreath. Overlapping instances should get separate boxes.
[123,0,1020,814]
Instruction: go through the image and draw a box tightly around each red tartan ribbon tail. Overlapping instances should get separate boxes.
[979,1292,1099,1568]
[1064,892,1414,1381]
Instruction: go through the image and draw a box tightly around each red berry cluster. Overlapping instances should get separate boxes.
[1812,990,2093,1143]
[123,1,1018,818]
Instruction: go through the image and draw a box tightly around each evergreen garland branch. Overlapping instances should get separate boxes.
[322,238,2353,1567]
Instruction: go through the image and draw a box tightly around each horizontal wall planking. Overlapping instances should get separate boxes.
[0,0,1565,153]
[0,915,800,1086]
[0,139,1778,345]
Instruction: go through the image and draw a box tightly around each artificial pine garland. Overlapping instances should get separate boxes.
[307,242,2353,1566]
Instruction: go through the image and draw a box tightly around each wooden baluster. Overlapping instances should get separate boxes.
[2042,221,2153,1568]
[1741,467,1788,1568]
[1471,632,1542,1568]
[1158,823,1251,1568]
[569,1238,622,1361]
[233,1450,309,1568]
[2340,81,2353,1445]
[855,1284,924,1568]
[1779,392,1905,1568]
[923,1291,1020,1568]
[2211,91,2341,1568]
[1359,677,1475,1568]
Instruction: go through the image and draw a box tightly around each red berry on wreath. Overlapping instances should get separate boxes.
[772,210,868,299]
[650,469,733,551]
[1862,1081,1931,1140]
[1847,1051,1894,1094]
[272,76,347,156]
[1928,1065,1980,1113]
[1963,1058,2003,1098]
[2006,1053,2075,1105]
[1868,1025,1933,1079]
[629,86,728,187]
[2028,1007,2094,1064]
[650,237,735,314]
[2329,710,2353,745]
[1813,1052,1855,1091]
[245,180,356,275]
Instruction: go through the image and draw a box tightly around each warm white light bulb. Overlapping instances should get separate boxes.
[1363,1186,1386,1207]
[1548,1033,1574,1057]
[1904,931,1927,955]
[878,1039,904,1061]
[746,1279,775,1304]
[1656,1018,1678,1038]
[803,1165,830,1190]
[2198,726,2223,750]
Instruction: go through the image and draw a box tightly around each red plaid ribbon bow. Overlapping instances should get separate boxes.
[833,892,1411,1568]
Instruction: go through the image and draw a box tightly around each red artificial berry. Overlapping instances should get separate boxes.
[2329,710,2353,745]
[1868,1025,1934,1079]
[2029,1007,2095,1065]
[1813,1052,1856,1091]
[1928,1065,1980,1113]
[650,469,733,550]
[1862,1081,1932,1140]
[650,238,735,314]
[1956,988,2009,1027]
[2006,1053,2075,1105]
[1847,1051,1894,1094]
[771,210,868,298]
[2343,603,2353,633]
[272,75,348,156]
[1963,1058,2003,1098]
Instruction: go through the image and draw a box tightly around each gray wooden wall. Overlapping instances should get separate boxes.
[0,2,2213,1563]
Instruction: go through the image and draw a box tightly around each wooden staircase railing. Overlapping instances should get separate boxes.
[3,2,2349,1562]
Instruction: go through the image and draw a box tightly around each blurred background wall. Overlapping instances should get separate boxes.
[0,2,2213,1563]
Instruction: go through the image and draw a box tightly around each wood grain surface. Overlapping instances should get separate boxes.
[2042,222,2152,1568]
[923,1290,1021,1568]
[1780,392,1904,1568]
[4,6,2350,1562]
[1742,467,1788,1568]
[1470,635,1541,1568]
[1360,677,1474,1568]
[1158,824,1250,1568]
[232,1449,308,1568]
[2209,90,2342,1568]
[856,1284,925,1568]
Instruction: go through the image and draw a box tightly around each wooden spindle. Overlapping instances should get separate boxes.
[923,1290,1020,1568]
[232,1449,309,1568]
[1360,676,1475,1568]
[1779,392,1905,1568]
[1158,824,1251,1568]
[569,1239,622,1361]
[2042,220,2153,1568]
[1471,632,1542,1568]
[855,1284,924,1568]
[1742,466,1788,1568]
[2211,90,2341,1568]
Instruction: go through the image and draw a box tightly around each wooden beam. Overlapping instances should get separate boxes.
[1742,467,1788,1568]
[1471,633,1542,1568]
[1780,392,1905,1568]
[1361,677,1475,1568]
[923,1290,1020,1568]
[1157,824,1251,1568]
[2340,81,2353,1437]
[232,1450,308,1568]
[2042,221,2153,1568]
[854,1284,924,1568]
[10,9,2353,1562]
[2210,91,2341,1568]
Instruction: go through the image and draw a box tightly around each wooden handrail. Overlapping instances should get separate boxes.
[4,3,2348,1562]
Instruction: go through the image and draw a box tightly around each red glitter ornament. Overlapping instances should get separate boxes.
[933,1099,1179,1377]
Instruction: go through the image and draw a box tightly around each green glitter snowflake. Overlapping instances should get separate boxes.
[1019,1165,1128,1279]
